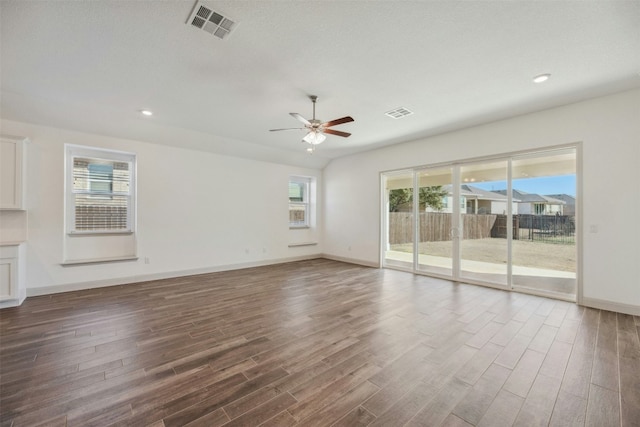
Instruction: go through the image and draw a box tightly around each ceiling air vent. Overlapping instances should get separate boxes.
[385,107,414,119]
[187,2,236,40]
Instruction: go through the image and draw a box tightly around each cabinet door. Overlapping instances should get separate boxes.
[0,257,17,300]
[0,138,25,209]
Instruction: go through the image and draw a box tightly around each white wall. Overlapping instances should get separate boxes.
[1,119,323,293]
[489,201,509,215]
[517,203,533,215]
[324,89,640,312]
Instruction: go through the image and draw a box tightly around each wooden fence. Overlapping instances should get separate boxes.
[491,215,519,239]
[389,213,575,245]
[389,212,499,244]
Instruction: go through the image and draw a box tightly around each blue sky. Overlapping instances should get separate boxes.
[472,175,576,197]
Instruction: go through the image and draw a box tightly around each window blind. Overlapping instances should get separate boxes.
[72,157,132,232]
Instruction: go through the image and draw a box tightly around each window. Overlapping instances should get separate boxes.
[88,163,113,193]
[289,176,310,228]
[66,145,136,234]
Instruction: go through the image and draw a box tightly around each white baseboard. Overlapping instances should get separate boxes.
[581,297,640,316]
[0,292,26,309]
[0,300,20,309]
[320,253,380,268]
[27,254,323,297]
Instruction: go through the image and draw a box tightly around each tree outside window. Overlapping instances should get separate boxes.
[389,186,448,212]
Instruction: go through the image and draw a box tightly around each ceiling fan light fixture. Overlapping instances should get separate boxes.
[303,131,326,145]
[271,95,353,151]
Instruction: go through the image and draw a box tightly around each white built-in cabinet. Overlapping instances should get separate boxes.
[0,244,25,308]
[1,136,27,210]
[1,135,28,308]
[0,248,18,298]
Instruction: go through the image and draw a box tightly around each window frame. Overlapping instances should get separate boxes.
[65,145,136,235]
[289,176,310,229]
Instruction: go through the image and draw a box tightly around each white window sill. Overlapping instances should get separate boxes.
[288,242,318,247]
[289,226,310,230]
[61,256,138,266]
[68,231,134,236]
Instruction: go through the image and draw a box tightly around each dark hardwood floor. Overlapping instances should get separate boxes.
[1,259,639,426]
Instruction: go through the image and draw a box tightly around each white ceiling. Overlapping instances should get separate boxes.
[2,0,639,169]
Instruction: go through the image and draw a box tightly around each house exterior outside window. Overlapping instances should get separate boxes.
[289,176,310,228]
[66,145,136,234]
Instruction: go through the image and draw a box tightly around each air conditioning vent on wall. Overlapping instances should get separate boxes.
[187,1,236,40]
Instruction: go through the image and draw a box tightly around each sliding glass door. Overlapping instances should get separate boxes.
[381,147,577,299]
[383,171,414,270]
[459,160,509,286]
[511,150,577,298]
[416,167,454,277]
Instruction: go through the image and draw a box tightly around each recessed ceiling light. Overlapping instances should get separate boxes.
[533,74,550,83]
[140,109,153,116]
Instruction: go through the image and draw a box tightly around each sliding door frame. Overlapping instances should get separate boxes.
[380,143,581,302]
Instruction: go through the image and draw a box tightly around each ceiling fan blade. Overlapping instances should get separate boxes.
[322,116,354,128]
[290,113,311,126]
[324,129,351,138]
[269,127,305,132]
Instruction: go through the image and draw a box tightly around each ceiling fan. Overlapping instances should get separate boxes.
[270,95,354,152]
